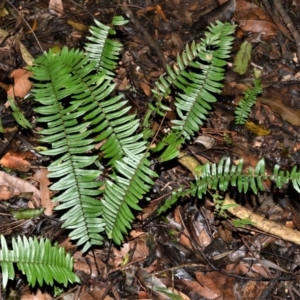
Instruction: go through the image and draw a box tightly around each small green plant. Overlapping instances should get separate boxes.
[234,78,262,124]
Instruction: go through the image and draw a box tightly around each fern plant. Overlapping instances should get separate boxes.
[234,78,262,124]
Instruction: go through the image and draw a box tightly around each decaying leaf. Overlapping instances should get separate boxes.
[244,120,271,136]
[0,171,40,206]
[259,97,300,126]
[233,41,252,75]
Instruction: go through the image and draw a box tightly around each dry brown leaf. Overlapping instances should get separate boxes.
[21,289,52,300]
[139,80,152,96]
[0,185,14,200]
[259,96,300,126]
[195,272,223,298]
[0,151,31,171]
[6,69,33,99]
[33,169,56,215]
[49,0,64,15]
[235,0,277,39]
[0,171,40,206]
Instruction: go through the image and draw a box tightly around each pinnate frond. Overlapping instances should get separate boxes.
[31,47,105,252]
[0,235,79,288]
[235,79,262,125]
[85,16,128,75]
[103,149,158,244]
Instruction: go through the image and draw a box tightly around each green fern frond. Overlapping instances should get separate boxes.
[0,235,79,288]
[195,158,300,197]
[31,47,105,252]
[81,18,144,164]
[85,16,128,75]
[103,149,158,244]
[235,79,262,125]
[81,92,147,163]
[151,132,184,162]
[195,157,267,197]
[171,21,235,139]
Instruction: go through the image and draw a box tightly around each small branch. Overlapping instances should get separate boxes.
[272,0,300,62]
[224,195,300,245]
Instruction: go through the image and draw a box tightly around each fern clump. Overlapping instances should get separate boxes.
[234,78,262,125]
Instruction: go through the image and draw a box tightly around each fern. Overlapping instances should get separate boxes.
[234,78,262,125]
[147,21,235,141]
[171,21,235,140]
[103,150,158,244]
[31,47,105,253]
[85,16,128,75]
[157,158,300,215]
[0,235,79,288]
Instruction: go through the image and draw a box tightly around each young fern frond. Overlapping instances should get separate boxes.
[0,235,79,288]
[103,149,158,244]
[31,47,105,253]
[85,16,128,75]
[235,79,262,125]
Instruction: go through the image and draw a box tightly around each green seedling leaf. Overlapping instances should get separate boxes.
[233,218,256,228]
[233,41,252,75]
[10,207,45,220]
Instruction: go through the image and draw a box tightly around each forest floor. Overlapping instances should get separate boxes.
[1,0,300,299]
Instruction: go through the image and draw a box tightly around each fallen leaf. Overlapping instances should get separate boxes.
[33,169,56,216]
[49,0,64,15]
[21,289,52,300]
[0,171,40,206]
[0,185,14,200]
[67,19,89,31]
[235,0,277,39]
[0,151,31,171]
[259,96,300,126]
[6,69,33,99]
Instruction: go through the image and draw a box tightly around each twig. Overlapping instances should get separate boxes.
[224,195,300,245]
[272,0,300,62]
[120,0,167,69]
